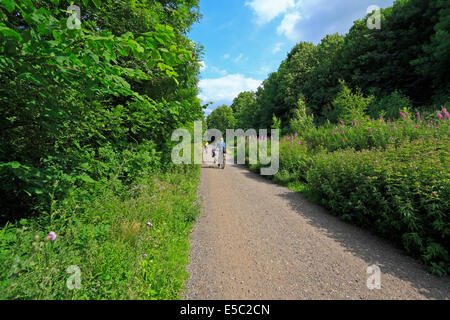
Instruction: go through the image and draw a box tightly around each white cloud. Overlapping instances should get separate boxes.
[246,0,296,24]
[199,74,262,112]
[223,53,230,59]
[248,0,394,43]
[277,12,302,40]
[211,66,227,76]
[272,42,284,54]
[199,61,207,71]
[256,65,273,76]
[234,53,244,63]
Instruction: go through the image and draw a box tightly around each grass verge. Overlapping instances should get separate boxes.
[0,165,200,299]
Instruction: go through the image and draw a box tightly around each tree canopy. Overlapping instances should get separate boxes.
[0,0,203,221]
[206,105,236,137]
[232,0,449,129]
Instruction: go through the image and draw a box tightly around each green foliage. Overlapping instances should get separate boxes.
[369,90,413,120]
[331,81,374,124]
[288,96,314,135]
[206,105,236,135]
[0,165,201,299]
[0,0,202,222]
[271,114,281,130]
[231,91,257,130]
[307,136,449,274]
[234,0,448,127]
[303,34,344,121]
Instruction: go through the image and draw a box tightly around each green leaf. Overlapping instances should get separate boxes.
[154,35,165,45]
[78,174,95,184]
[37,23,47,35]
[90,54,99,63]
[52,30,62,42]
[6,161,21,169]
[1,0,15,13]
[92,0,101,8]
[32,188,44,195]
[116,44,129,56]
[0,26,21,41]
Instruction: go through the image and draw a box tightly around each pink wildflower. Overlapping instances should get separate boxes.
[442,108,450,119]
[400,111,407,120]
[370,128,373,134]
[437,112,444,119]
[45,231,57,241]
[147,221,153,227]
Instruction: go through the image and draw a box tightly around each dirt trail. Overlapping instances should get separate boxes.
[184,153,449,300]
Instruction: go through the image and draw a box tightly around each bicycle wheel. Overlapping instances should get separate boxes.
[221,155,226,169]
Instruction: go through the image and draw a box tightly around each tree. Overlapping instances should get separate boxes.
[255,71,282,129]
[412,0,450,104]
[339,0,443,106]
[276,42,318,123]
[231,91,258,130]
[0,0,203,221]
[303,34,344,122]
[206,105,236,136]
[235,0,449,126]
[332,81,374,123]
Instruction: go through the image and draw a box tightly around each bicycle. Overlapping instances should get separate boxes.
[219,150,226,169]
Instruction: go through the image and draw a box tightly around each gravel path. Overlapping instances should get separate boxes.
[184,154,449,300]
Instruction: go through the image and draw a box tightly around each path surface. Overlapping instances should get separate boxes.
[184,152,449,300]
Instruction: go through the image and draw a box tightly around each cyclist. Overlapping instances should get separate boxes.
[218,138,226,167]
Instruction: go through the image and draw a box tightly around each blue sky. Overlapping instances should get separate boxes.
[189,0,395,115]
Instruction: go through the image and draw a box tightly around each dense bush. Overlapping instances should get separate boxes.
[0,0,202,223]
[301,109,448,153]
[288,96,315,135]
[369,90,413,120]
[307,136,449,275]
[330,81,374,124]
[0,165,200,299]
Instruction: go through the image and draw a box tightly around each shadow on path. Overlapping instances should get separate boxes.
[233,164,450,300]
